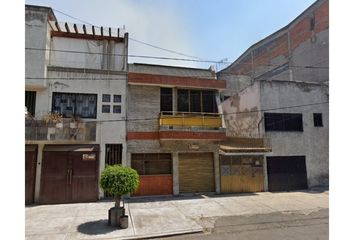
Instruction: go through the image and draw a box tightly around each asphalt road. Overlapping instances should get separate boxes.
[158,208,328,240]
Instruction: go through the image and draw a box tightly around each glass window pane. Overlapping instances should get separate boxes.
[113,105,121,113]
[102,94,111,102]
[190,90,201,112]
[177,89,189,112]
[102,105,110,113]
[160,88,173,113]
[113,95,121,103]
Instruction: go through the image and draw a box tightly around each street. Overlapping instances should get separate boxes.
[158,208,328,240]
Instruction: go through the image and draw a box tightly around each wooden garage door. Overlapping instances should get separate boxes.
[179,153,215,193]
[25,145,37,205]
[267,156,308,192]
[220,155,264,193]
[40,145,99,204]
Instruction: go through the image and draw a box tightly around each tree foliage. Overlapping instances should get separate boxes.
[100,165,139,197]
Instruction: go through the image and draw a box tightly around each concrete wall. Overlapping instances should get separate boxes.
[259,81,329,187]
[25,6,53,89]
[221,82,261,138]
[50,37,125,71]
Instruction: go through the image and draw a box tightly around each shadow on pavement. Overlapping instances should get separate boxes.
[77,219,117,235]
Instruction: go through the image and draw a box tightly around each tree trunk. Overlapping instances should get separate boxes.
[115,195,121,208]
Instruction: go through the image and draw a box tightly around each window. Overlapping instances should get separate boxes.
[160,88,173,113]
[131,153,172,175]
[177,89,217,113]
[25,91,36,116]
[313,113,323,127]
[105,144,122,165]
[264,113,303,132]
[102,105,110,113]
[113,95,121,103]
[52,92,97,118]
[102,94,111,102]
[113,105,121,114]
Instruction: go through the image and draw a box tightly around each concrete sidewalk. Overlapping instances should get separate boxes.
[25,189,328,240]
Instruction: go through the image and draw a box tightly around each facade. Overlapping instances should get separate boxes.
[218,0,329,192]
[25,5,128,204]
[127,63,226,196]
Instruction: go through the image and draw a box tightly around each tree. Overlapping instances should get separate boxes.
[100,165,140,208]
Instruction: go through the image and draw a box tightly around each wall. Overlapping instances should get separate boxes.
[25,6,53,89]
[218,0,329,93]
[259,81,329,187]
[221,82,261,138]
[50,37,125,71]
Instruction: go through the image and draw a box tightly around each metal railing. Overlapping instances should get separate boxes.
[159,111,222,129]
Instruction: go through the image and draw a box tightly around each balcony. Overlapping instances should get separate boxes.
[25,119,96,142]
[159,111,222,130]
[219,137,272,154]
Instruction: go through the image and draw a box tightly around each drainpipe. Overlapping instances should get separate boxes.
[257,116,264,138]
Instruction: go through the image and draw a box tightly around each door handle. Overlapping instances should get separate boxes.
[69,169,72,185]
[67,169,70,184]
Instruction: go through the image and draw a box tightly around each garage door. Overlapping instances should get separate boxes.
[39,145,99,204]
[25,145,37,205]
[267,156,308,192]
[131,153,173,196]
[179,153,215,193]
[220,155,264,193]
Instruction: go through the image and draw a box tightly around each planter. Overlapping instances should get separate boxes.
[119,215,129,229]
[108,207,125,228]
[56,122,63,128]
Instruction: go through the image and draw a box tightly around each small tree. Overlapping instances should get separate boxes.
[100,165,139,208]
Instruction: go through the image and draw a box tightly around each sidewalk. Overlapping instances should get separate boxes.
[25,189,328,240]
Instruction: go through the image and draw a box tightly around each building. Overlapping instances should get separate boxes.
[218,0,329,192]
[127,63,226,196]
[25,5,128,204]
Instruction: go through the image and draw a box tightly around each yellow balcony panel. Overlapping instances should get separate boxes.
[159,112,222,128]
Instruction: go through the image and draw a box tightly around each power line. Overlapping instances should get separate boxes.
[25,47,328,69]
[39,101,327,124]
[25,47,225,64]
[52,8,211,61]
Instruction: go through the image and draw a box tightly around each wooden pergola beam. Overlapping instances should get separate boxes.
[55,21,61,32]
[73,24,78,34]
[83,24,87,35]
[65,22,70,33]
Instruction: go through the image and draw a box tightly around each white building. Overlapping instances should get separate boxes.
[25,5,128,204]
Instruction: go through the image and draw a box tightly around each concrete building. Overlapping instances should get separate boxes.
[25,5,128,204]
[218,0,329,192]
[127,63,226,196]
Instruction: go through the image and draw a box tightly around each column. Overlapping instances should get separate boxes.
[213,151,221,194]
[172,152,179,195]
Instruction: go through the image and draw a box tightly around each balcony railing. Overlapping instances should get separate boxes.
[25,119,96,141]
[220,137,272,153]
[159,111,222,129]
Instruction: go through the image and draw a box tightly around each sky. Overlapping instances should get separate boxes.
[25,0,316,70]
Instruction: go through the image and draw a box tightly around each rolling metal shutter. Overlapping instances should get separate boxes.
[179,153,215,193]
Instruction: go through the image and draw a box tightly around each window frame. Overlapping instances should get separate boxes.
[52,92,97,119]
[177,89,218,113]
[313,113,323,127]
[264,112,303,132]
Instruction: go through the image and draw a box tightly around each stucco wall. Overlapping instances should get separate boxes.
[25,8,50,89]
[221,82,261,138]
[259,81,329,187]
[50,37,125,71]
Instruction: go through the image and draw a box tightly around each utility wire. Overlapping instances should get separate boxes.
[25,47,225,64]
[32,101,328,124]
[25,47,328,69]
[52,8,211,61]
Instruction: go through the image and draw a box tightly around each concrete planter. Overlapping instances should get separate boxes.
[108,207,125,228]
[119,215,129,229]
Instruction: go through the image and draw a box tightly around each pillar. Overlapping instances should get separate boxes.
[213,151,221,194]
[172,152,179,195]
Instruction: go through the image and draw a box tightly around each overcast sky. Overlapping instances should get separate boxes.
[25,0,316,70]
